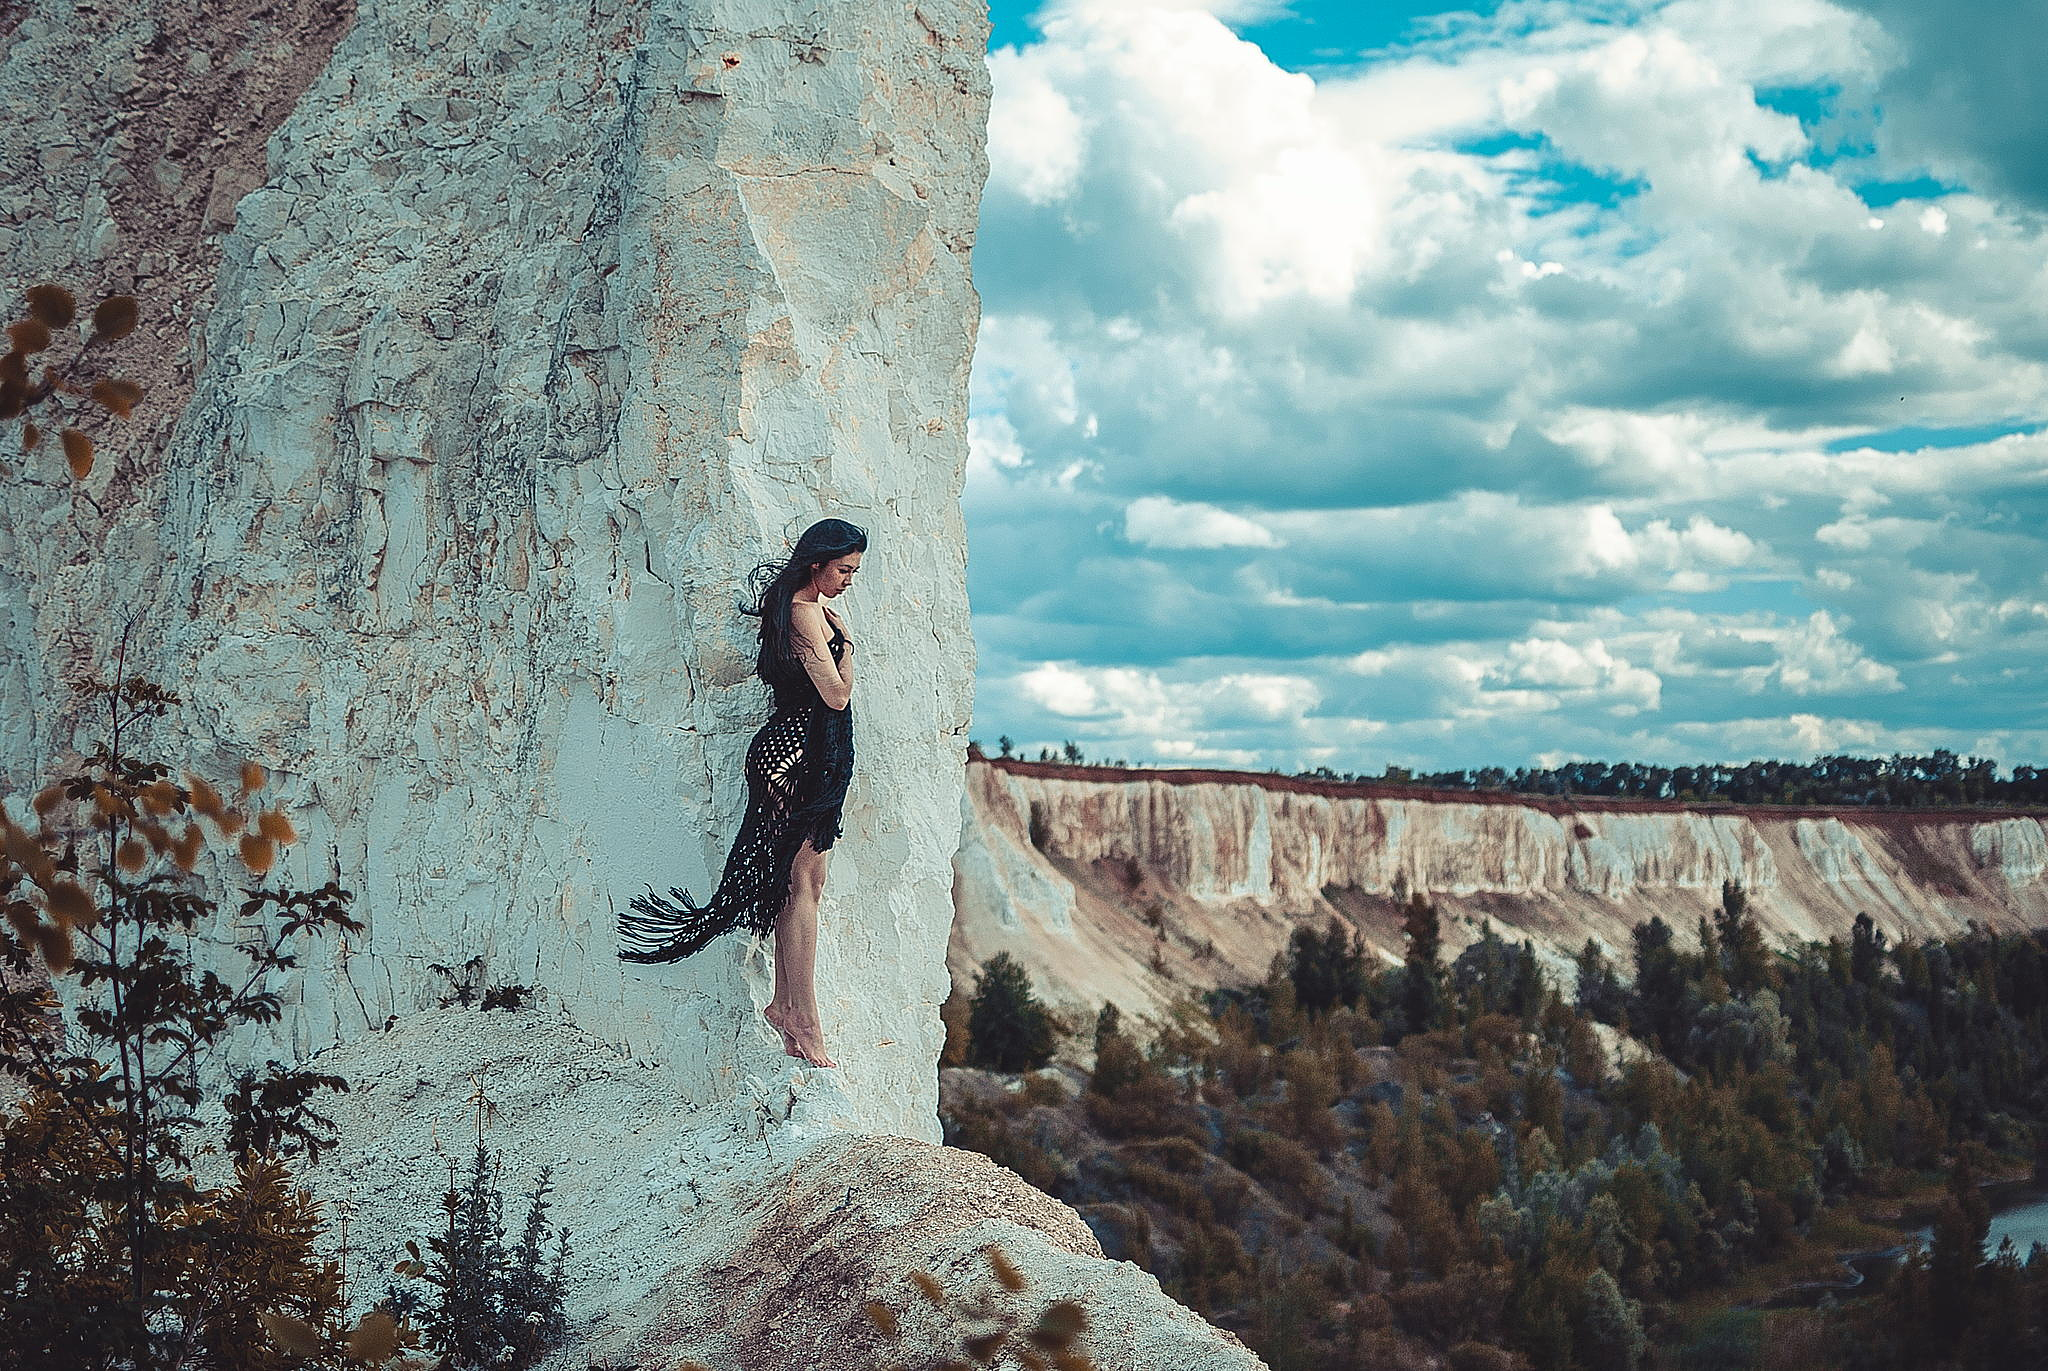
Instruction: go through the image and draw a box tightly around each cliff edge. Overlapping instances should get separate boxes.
[0,2,1260,1365]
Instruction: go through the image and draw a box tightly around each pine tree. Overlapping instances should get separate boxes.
[1401,891,1444,1036]
[1577,1268,1646,1371]
[505,1168,570,1366]
[1287,917,1366,1017]
[966,951,1060,1072]
[1575,939,1626,1024]
[1851,911,1887,987]
[389,1142,572,1371]
[1629,917,1688,1058]
[1715,879,1771,997]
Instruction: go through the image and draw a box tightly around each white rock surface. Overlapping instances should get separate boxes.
[8,0,987,1134]
[2,2,1267,1365]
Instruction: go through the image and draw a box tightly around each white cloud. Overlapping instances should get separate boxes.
[1123,494,1281,548]
[965,0,2048,773]
[987,51,1089,203]
[1765,610,1905,695]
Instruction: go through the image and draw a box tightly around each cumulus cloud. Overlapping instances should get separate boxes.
[1124,494,1281,548]
[1832,0,2048,210]
[967,0,2048,773]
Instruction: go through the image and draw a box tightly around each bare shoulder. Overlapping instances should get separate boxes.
[789,599,829,637]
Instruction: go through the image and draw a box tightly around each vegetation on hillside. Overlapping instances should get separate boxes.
[942,880,2048,1370]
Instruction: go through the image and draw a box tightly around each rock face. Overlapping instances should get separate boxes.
[4,0,986,1132]
[954,757,2048,1027]
[3,3,1264,1366]
[296,1002,1263,1370]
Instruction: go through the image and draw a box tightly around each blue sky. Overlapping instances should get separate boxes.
[963,0,2048,774]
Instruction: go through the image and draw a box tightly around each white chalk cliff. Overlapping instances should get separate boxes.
[954,757,2048,1031]
[0,2,1261,1365]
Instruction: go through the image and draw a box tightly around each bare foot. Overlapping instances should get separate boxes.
[792,1027,838,1069]
[760,1002,802,1058]
[763,1003,837,1068]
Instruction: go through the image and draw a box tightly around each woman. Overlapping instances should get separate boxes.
[618,518,864,1070]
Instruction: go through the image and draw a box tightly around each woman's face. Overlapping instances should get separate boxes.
[810,551,862,598]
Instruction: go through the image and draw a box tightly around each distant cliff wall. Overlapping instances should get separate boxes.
[953,757,2048,1027]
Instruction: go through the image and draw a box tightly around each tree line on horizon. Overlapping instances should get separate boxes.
[971,739,2047,809]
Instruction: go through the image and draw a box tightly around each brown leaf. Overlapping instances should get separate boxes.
[31,784,63,819]
[61,428,92,480]
[964,1330,1008,1363]
[25,284,76,329]
[1028,1301,1087,1351]
[240,760,267,794]
[215,808,247,837]
[862,1300,899,1337]
[239,833,276,876]
[45,880,97,929]
[21,421,38,452]
[0,378,26,422]
[985,1244,1027,1292]
[257,1310,323,1357]
[184,773,225,820]
[89,378,143,418]
[256,808,298,844]
[910,1270,946,1306]
[344,1309,399,1362]
[171,823,204,872]
[138,779,181,816]
[31,921,73,974]
[1,817,51,885]
[6,903,38,943]
[5,319,51,354]
[89,295,138,342]
[117,839,147,872]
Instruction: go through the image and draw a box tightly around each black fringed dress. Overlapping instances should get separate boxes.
[617,615,854,962]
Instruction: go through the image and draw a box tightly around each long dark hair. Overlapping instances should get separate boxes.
[742,518,868,687]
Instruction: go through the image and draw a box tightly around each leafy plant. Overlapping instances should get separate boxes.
[0,281,388,1369]
[1,282,145,512]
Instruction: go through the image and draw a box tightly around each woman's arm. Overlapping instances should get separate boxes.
[789,601,853,710]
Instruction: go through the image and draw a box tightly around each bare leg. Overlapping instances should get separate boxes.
[762,838,837,1068]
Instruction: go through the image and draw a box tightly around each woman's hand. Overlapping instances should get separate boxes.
[791,601,853,710]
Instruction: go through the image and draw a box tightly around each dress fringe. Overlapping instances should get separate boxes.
[617,699,852,965]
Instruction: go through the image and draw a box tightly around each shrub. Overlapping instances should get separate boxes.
[385,1142,570,1371]
[1225,1127,1326,1210]
[965,951,1060,1073]
[0,301,378,1369]
[939,1092,1065,1195]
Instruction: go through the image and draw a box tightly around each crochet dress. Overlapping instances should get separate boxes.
[617,614,854,962]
